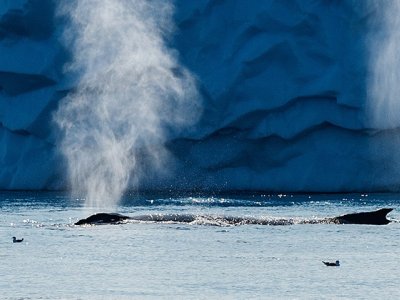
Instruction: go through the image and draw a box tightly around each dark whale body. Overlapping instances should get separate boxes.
[75,213,130,225]
[75,208,393,226]
[329,208,392,225]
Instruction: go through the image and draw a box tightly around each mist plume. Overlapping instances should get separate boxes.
[55,0,199,209]
[367,0,400,129]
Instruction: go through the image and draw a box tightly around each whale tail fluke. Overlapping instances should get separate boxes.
[331,208,393,225]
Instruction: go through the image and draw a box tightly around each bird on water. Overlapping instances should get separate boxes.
[12,237,24,243]
[322,260,340,266]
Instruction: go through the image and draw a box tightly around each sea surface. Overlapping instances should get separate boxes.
[1,191,399,299]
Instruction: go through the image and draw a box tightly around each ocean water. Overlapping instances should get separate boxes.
[1,192,399,299]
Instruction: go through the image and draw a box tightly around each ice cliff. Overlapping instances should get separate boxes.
[0,0,399,192]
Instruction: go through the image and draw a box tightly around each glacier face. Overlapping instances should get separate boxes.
[0,0,399,192]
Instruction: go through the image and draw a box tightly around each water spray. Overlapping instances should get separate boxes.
[55,0,199,209]
[367,0,400,129]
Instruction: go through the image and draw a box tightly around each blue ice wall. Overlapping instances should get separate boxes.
[0,0,398,191]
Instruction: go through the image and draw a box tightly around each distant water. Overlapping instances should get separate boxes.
[1,191,399,299]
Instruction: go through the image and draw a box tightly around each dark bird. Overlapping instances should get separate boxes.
[12,237,24,243]
[322,260,340,266]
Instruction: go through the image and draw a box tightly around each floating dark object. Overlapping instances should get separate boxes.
[74,213,130,225]
[74,208,393,226]
[329,208,392,225]
[12,237,24,243]
[323,260,340,267]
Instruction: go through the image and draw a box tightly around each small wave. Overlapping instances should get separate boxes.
[121,194,400,208]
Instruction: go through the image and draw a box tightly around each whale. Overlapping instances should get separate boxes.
[74,208,393,226]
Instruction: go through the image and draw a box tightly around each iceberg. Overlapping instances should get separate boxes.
[0,0,399,192]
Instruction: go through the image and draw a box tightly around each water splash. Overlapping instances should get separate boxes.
[367,0,400,129]
[54,0,199,209]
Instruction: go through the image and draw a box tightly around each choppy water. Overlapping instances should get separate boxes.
[1,192,399,299]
